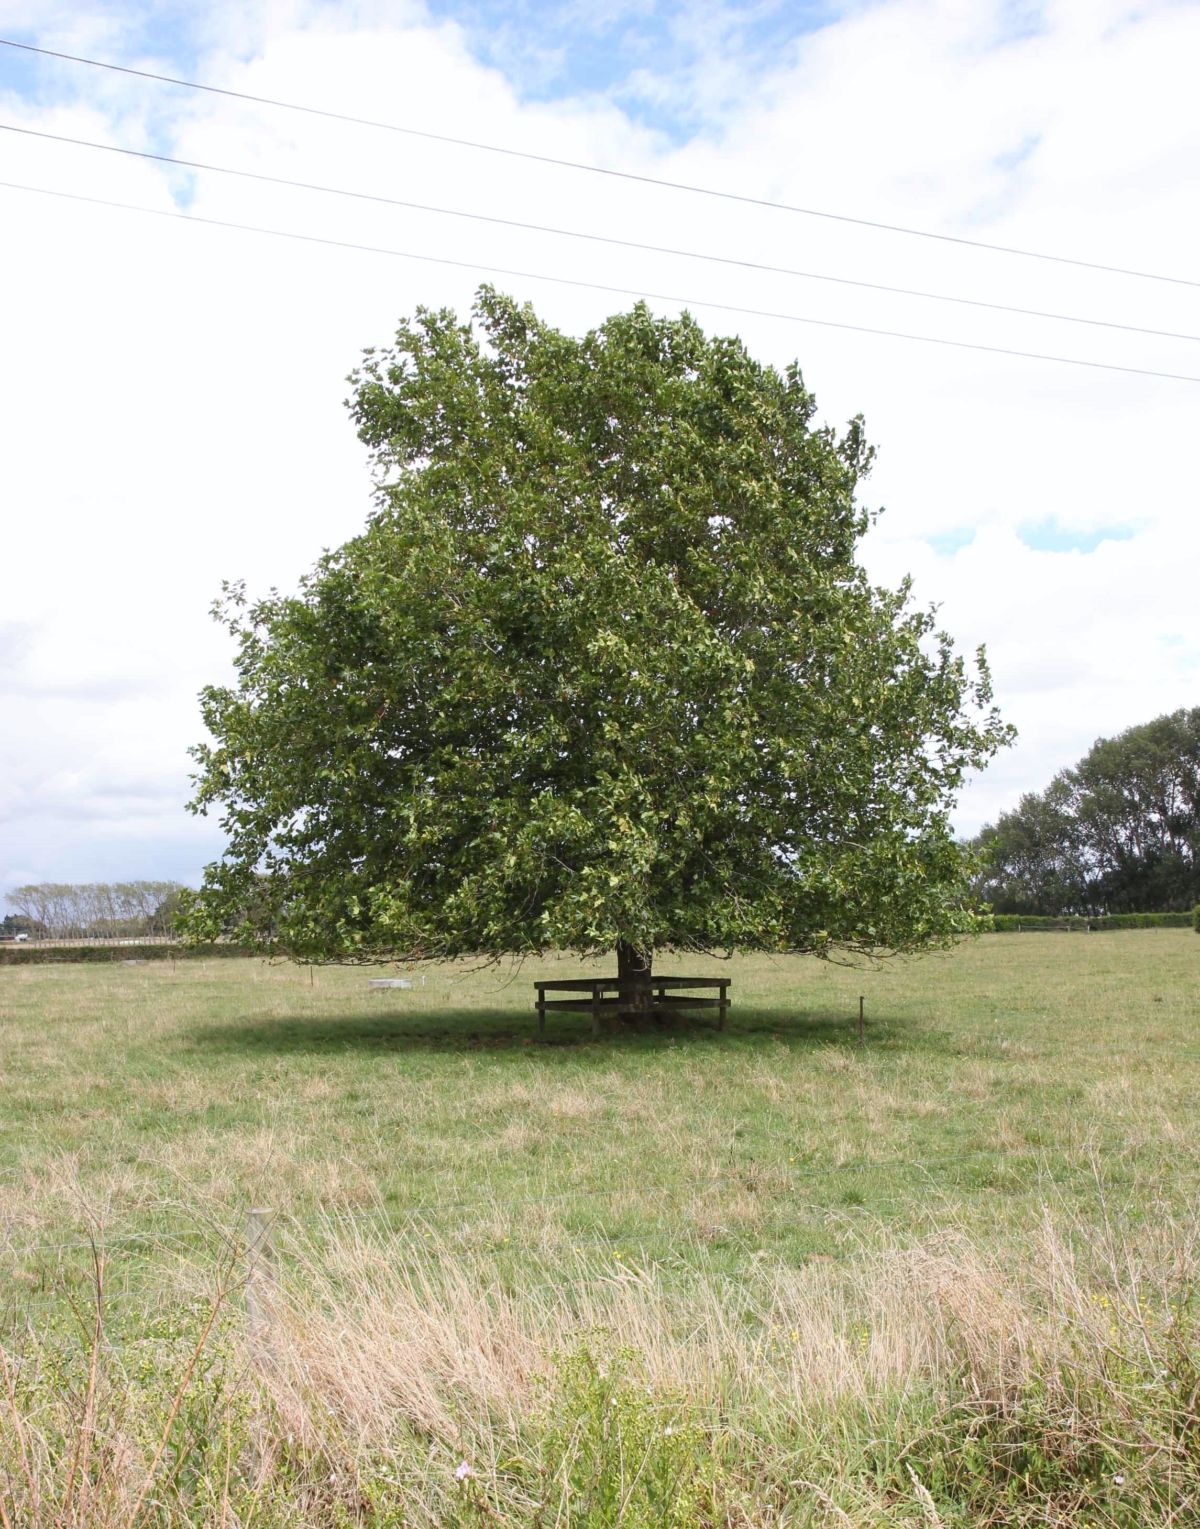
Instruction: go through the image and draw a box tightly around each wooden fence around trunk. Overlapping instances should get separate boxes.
[534,975,731,1038]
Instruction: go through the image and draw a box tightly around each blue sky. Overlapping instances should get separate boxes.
[0,0,1060,136]
[2,1,833,127]
[1,0,1198,890]
[422,0,836,136]
[1019,518,1137,554]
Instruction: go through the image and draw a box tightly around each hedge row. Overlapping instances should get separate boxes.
[0,943,252,965]
[988,912,1195,933]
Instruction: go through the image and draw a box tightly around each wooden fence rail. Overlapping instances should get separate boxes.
[534,975,731,1038]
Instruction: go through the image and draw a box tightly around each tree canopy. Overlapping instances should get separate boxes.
[184,289,1010,972]
[972,709,1200,915]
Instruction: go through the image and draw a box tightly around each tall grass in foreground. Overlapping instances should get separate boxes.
[4,1208,1198,1526]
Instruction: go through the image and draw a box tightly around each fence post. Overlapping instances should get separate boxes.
[857,995,865,1047]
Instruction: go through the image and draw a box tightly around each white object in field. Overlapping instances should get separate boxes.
[368,978,412,990]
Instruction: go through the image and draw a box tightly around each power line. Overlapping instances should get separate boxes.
[3,33,1197,291]
[4,120,1197,348]
[6,177,1200,385]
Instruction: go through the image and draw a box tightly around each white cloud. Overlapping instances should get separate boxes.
[1,0,1197,892]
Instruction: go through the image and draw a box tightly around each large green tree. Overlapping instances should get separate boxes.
[973,709,1200,915]
[185,290,1010,1001]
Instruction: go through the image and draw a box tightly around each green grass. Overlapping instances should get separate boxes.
[3,933,1197,1277]
[2,932,1199,1525]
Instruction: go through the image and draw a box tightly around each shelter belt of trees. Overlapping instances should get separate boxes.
[971,709,1200,915]
[3,882,185,940]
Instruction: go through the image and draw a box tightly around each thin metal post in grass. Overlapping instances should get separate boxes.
[244,1207,277,1368]
[244,1207,278,1484]
[858,995,865,1046]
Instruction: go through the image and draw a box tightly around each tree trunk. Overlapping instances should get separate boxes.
[616,939,653,1020]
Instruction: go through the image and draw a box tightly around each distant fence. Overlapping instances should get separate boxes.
[5,934,179,948]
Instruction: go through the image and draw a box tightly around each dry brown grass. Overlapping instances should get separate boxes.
[5,1206,1198,1526]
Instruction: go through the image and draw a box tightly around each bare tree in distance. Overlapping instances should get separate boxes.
[2,882,187,941]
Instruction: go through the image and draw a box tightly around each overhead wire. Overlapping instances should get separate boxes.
[5,176,1200,385]
[2,33,1197,290]
[3,120,1197,347]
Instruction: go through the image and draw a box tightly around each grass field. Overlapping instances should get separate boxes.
[2,932,1199,1525]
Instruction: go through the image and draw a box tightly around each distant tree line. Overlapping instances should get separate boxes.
[2,882,186,940]
[971,709,1199,915]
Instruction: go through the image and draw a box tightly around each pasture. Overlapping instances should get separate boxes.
[2,931,1198,1525]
